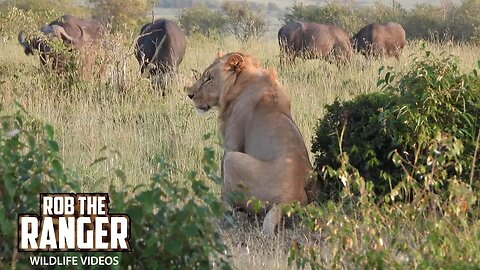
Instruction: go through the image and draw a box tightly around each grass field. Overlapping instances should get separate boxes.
[1,33,480,268]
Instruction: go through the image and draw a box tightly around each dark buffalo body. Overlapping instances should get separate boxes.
[135,19,186,76]
[18,15,105,67]
[278,22,352,64]
[352,22,406,58]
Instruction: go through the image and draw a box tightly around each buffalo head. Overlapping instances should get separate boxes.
[19,25,85,68]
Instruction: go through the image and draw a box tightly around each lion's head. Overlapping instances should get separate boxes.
[187,52,259,114]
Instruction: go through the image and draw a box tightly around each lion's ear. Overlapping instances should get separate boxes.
[217,51,224,58]
[225,53,245,73]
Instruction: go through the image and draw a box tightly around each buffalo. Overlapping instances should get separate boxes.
[18,15,105,70]
[135,19,186,78]
[278,22,352,65]
[352,22,406,59]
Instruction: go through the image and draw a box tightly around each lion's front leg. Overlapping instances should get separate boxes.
[220,151,228,202]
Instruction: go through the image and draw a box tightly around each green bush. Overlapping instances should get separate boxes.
[89,0,148,33]
[382,49,480,200]
[178,1,269,41]
[0,0,89,17]
[0,107,232,269]
[113,156,231,269]
[312,47,480,202]
[311,92,400,201]
[292,50,480,267]
[178,5,228,36]
[448,0,480,41]
[287,178,480,269]
[0,7,63,40]
[370,1,406,24]
[220,0,268,42]
[157,0,219,9]
[401,4,446,40]
[0,107,79,269]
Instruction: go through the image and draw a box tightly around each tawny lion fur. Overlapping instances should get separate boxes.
[187,52,314,235]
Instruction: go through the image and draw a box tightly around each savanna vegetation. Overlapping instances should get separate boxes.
[178,0,269,41]
[1,1,480,269]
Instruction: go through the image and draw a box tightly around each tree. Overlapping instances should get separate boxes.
[448,0,480,40]
[89,0,149,31]
[0,0,89,16]
[220,0,268,42]
[178,5,227,36]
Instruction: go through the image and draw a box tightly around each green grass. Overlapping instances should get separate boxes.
[1,35,480,268]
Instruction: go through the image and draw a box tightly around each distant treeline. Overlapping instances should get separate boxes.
[176,0,479,43]
[284,1,480,43]
[156,0,219,9]
[3,0,479,43]
[155,0,280,12]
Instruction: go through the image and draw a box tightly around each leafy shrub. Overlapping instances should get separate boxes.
[178,0,269,41]
[291,51,480,266]
[89,0,149,32]
[113,156,231,269]
[157,0,219,9]
[0,107,232,269]
[0,107,79,269]
[473,26,480,45]
[178,5,228,36]
[311,92,399,201]
[0,7,62,40]
[370,1,406,24]
[382,48,480,201]
[447,0,480,41]
[0,0,89,17]
[287,178,480,269]
[312,47,480,202]
[402,4,447,40]
[220,0,268,42]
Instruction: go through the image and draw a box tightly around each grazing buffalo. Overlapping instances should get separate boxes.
[278,22,352,64]
[352,22,406,59]
[135,19,186,77]
[18,15,105,69]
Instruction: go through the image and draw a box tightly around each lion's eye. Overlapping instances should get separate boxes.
[204,76,212,84]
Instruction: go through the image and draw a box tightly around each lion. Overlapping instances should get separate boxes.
[187,52,316,235]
